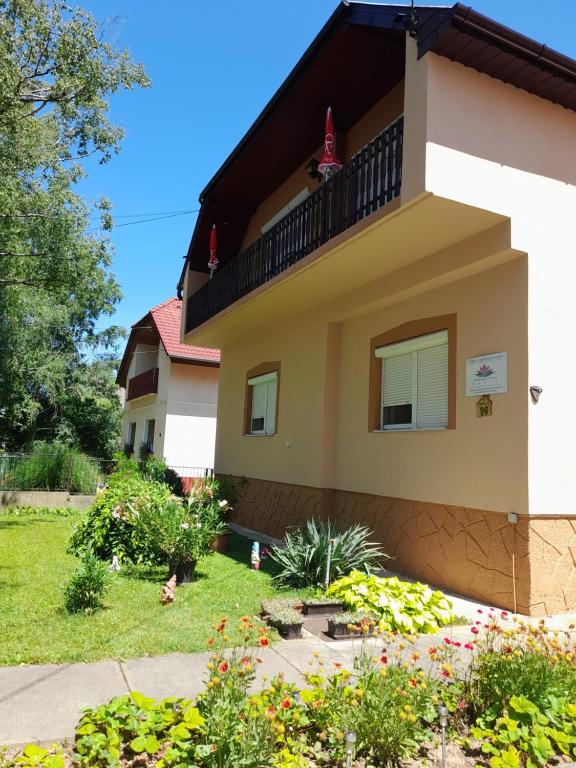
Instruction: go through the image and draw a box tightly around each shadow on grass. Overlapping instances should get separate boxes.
[220,532,285,580]
[0,517,62,530]
[123,564,208,584]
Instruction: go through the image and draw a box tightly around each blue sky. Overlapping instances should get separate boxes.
[79,0,576,348]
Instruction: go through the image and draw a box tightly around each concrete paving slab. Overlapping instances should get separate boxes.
[122,652,211,701]
[0,661,127,746]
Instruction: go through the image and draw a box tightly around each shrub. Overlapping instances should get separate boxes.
[1,505,78,517]
[139,456,185,497]
[11,442,99,494]
[68,468,173,564]
[64,553,113,614]
[269,519,388,588]
[326,571,454,634]
[467,612,576,720]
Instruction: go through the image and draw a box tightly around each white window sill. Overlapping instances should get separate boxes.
[372,427,448,433]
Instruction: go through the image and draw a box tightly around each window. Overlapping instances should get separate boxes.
[248,372,277,434]
[375,330,449,431]
[125,422,136,452]
[145,418,155,451]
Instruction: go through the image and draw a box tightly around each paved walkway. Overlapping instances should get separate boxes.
[0,625,477,748]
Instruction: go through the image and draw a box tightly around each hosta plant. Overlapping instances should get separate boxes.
[270,519,388,588]
[326,570,454,634]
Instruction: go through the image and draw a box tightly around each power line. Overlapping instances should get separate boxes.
[86,209,199,233]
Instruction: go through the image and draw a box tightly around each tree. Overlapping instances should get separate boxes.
[0,0,149,455]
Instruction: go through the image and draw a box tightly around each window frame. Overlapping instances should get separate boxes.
[145,418,155,451]
[244,362,281,437]
[368,315,457,433]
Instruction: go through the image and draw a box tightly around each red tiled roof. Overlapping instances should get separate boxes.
[151,298,220,364]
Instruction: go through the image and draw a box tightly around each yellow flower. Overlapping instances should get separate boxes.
[399,712,407,721]
[403,704,411,712]
[409,714,417,723]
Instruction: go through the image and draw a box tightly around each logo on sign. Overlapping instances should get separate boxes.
[474,364,495,378]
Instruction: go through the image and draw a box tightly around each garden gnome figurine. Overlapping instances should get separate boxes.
[109,555,121,573]
[161,574,177,605]
[251,541,260,570]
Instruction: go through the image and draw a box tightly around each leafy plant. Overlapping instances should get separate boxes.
[9,744,64,768]
[327,571,454,634]
[64,552,113,614]
[471,695,576,767]
[267,608,304,627]
[68,467,173,564]
[10,442,99,494]
[270,519,388,588]
[139,456,185,496]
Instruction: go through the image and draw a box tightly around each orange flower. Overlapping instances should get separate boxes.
[280,697,292,709]
[380,654,388,665]
[206,638,214,647]
[218,661,229,674]
[258,636,270,647]
[266,705,276,717]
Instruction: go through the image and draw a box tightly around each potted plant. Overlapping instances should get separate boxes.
[260,597,303,618]
[137,497,215,584]
[302,597,344,616]
[185,481,232,553]
[266,608,304,640]
[327,612,376,639]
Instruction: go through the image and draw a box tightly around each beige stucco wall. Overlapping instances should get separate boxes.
[216,257,528,513]
[420,51,576,517]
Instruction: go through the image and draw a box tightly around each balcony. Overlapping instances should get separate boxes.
[127,367,159,401]
[186,116,403,333]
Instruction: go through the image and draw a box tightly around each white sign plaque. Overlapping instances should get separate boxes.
[466,352,507,396]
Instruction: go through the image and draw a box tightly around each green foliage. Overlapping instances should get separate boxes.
[327,571,454,634]
[139,456,184,496]
[267,608,304,627]
[270,519,388,588]
[68,467,173,564]
[301,651,443,765]
[471,696,576,768]
[64,552,113,614]
[10,441,99,493]
[0,0,148,452]
[0,505,78,516]
[9,744,64,768]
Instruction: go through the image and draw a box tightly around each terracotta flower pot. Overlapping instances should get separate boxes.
[211,531,231,553]
[168,559,197,585]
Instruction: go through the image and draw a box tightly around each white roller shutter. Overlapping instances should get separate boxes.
[251,383,268,433]
[416,344,448,429]
[264,380,277,434]
[382,353,413,409]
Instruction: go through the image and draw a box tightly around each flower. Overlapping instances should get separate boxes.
[380,654,388,665]
[218,661,229,674]
[219,500,229,508]
[265,705,276,717]
[181,522,190,530]
[471,626,479,634]
[464,643,474,650]
[206,638,214,647]
[501,611,509,618]
[280,697,291,709]
[444,637,451,645]
[258,636,269,647]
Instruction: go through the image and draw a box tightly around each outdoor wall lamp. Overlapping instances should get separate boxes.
[530,385,543,404]
[438,705,449,768]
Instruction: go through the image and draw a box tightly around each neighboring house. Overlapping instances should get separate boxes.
[178,2,576,615]
[117,298,220,471]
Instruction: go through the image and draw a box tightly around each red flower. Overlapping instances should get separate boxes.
[444,638,451,645]
[477,609,483,614]
[453,641,461,648]
[280,697,292,709]
[427,647,437,656]
[218,661,229,674]
[266,705,276,717]
[464,643,474,650]
[258,636,269,647]
[240,656,251,666]
[380,654,388,665]
[471,626,479,634]
[458,700,467,710]
[333,661,342,669]
[441,670,450,678]
[206,638,214,647]
[501,611,509,619]
[408,678,418,687]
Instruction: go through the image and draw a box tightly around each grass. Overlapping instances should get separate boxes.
[0,510,309,665]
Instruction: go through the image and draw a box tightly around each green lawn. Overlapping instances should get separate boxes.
[0,510,307,665]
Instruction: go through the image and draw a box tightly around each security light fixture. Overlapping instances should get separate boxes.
[530,385,542,404]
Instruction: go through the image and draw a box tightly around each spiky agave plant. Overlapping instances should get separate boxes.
[269,519,389,588]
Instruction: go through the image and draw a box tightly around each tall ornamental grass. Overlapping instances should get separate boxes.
[11,442,99,494]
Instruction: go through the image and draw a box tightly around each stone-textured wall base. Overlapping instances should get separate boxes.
[229,476,576,616]
[0,490,95,510]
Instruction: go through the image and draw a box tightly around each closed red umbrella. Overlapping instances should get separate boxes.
[318,106,342,179]
[207,224,218,278]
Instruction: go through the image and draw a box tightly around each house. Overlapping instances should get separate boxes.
[116,298,220,472]
[178,2,576,615]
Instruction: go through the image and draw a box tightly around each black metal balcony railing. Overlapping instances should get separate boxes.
[126,367,159,401]
[186,116,403,333]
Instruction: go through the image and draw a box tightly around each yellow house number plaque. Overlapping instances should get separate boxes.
[476,394,493,417]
